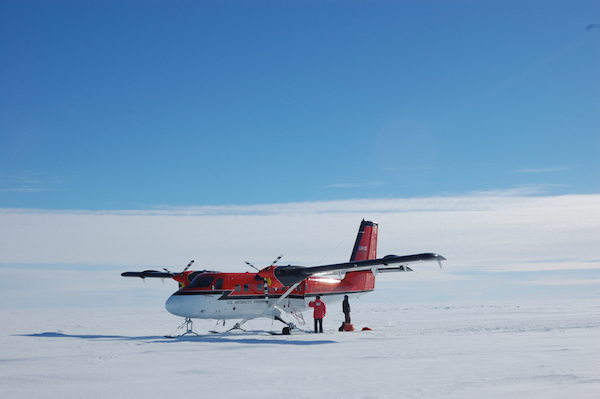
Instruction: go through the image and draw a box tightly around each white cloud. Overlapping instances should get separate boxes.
[517,279,600,286]
[326,182,384,188]
[0,171,65,192]
[514,166,572,173]
[0,188,51,192]
[0,192,598,274]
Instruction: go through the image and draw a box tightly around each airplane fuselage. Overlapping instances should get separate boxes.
[165,270,375,319]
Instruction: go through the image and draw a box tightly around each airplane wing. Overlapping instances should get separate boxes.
[121,270,174,279]
[273,253,445,286]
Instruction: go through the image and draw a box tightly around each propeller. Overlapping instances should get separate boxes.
[181,260,195,274]
[162,260,195,275]
[245,255,283,272]
[269,255,283,267]
[245,261,259,272]
[122,260,196,285]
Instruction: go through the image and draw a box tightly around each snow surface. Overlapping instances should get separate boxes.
[2,300,599,398]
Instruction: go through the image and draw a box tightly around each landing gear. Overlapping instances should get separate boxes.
[165,317,200,338]
[209,320,248,334]
[271,314,299,335]
[226,322,247,332]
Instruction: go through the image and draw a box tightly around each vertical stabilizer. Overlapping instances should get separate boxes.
[349,220,378,261]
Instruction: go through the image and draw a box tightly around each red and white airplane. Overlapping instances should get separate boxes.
[122,220,445,335]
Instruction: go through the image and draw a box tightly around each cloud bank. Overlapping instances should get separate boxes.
[1,192,599,307]
[1,193,598,272]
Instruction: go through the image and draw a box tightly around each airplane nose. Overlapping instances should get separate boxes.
[165,294,183,316]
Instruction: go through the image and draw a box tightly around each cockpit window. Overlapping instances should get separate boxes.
[189,275,215,288]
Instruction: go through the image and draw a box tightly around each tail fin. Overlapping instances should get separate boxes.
[350,220,378,261]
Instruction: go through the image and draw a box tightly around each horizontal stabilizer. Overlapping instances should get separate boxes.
[375,265,414,273]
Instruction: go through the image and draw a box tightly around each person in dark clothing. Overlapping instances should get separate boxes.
[342,295,351,324]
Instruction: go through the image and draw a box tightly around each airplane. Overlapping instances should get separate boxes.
[122,220,446,336]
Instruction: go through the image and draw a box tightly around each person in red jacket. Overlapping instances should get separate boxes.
[309,295,326,333]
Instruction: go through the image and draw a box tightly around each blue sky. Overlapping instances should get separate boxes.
[1,0,598,210]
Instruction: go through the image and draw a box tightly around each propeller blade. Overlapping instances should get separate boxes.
[182,260,195,273]
[245,261,259,272]
[270,255,283,267]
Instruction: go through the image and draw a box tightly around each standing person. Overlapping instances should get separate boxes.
[309,295,326,333]
[342,295,351,324]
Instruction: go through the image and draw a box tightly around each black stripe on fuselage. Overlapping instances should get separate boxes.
[173,290,228,296]
[304,289,373,298]
[172,289,373,300]
[173,290,299,301]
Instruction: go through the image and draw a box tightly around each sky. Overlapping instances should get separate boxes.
[0,1,599,307]
[1,0,599,209]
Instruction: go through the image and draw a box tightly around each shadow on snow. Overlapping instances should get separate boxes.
[17,331,337,345]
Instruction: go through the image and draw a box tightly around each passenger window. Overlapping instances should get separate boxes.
[243,284,249,292]
[257,283,263,291]
[235,284,240,292]
[215,279,223,289]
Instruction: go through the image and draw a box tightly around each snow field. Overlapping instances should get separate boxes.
[1,300,598,398]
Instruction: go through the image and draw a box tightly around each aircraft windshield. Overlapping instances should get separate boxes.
[189,275,215,288]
